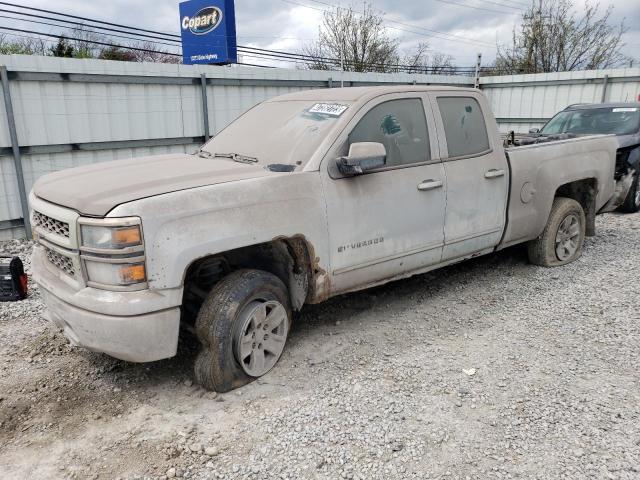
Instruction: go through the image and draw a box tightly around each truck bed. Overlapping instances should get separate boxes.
[499,135,619,249]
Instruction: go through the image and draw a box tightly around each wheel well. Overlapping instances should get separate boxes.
[181,236,316,324]
[555,178,597,236]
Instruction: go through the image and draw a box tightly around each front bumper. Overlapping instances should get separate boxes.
[33,245,180,362]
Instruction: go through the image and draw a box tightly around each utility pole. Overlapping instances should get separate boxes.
[474,53,482,89]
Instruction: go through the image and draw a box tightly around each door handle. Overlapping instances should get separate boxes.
[485,169,506,179]
[417,179,443,191]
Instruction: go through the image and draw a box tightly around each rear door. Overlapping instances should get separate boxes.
[429,92,509,261]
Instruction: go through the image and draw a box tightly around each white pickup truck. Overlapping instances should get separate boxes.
[29,86,618,392]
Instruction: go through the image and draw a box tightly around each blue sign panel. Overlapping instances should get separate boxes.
[180,0,237,65]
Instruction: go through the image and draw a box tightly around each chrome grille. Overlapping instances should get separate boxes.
[44,247,75,277]
[33,210,70,238]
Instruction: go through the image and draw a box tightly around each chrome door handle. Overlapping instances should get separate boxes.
[417,179,443,191]
[485,169,506,179]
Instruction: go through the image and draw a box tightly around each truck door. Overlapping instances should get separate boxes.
[428,93,509,261]
[320,94,446,294]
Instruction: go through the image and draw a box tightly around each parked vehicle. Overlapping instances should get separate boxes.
[29,86,619,392]
[527,103,640,213]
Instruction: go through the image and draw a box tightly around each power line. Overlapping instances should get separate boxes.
[433,0,519,15]
[0,25,182,56]
[0,4,491,74]
[0,13,182,49]
[290,0,497,47]
[306,0,494,44]
[474,0,524,11]
[0,7,183,44]
[0,1,181,38]
[282,0,495,48]
[0,28,275,69]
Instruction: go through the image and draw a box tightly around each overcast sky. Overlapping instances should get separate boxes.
[10,0,640,68]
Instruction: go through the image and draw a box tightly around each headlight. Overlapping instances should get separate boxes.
[81,224,142,250]
[78,217,147,290]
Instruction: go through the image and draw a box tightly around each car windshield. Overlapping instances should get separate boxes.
[200,100,350,167]
[540,106,640,136]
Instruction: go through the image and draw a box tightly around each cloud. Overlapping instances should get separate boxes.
[6,0,639,67]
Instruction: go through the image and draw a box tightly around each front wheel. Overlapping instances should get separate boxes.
[194,269,291,392]
[527,197,586,267]
[619,172,640,213]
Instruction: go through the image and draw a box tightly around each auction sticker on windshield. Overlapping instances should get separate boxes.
[308,103,349,116]
[612,108,638,112]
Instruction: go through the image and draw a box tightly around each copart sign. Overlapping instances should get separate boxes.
[179,0,237,65]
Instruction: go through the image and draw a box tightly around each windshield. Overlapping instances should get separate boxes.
[540,106,640,136]
[200,100,350,166]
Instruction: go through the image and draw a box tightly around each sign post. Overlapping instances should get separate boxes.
[179,0,237,65]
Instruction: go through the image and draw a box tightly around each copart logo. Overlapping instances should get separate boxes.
[182,7,223,35]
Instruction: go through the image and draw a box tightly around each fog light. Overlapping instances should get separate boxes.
[84,260,146,286]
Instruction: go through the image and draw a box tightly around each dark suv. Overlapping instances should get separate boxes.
[532,102,640,213]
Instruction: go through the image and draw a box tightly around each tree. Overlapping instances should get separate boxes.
[495,0,628,74]
[401,43,456,75]
[302,3,398,72]
[0,35,47,55]
[301,3,455,74]
[50,37,74,58]
[98,46,137,62]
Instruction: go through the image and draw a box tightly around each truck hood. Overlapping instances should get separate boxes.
[33,153,272,216]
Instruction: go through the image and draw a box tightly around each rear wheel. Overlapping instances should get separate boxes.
[527,197,586,267]
[194,269,291,392]
[619,172,640,213]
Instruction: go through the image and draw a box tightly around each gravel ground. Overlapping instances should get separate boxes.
[1,212,639,480]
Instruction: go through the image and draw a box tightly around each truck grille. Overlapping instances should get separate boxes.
[33,210,70,238]
[44,247,75,277]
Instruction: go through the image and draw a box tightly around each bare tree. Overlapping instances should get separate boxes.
[302,4,456,74]
[302,3,398,72]
[128,41,181,64]
[495,0,628,74]
[401,42,456,75]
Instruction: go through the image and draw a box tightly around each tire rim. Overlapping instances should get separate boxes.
[635,184,640,208]
[555,213,580,261]
[233,300,288,377]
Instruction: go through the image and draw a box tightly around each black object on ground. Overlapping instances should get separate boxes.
[0,255,28,301]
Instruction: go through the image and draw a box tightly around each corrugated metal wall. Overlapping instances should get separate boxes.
[1,54,639,239]
[482,69,640,133]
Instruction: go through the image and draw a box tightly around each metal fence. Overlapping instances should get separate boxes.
[1,54,639,239]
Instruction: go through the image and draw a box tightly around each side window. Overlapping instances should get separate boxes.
[437,97,490,158]
[348,98,430,167]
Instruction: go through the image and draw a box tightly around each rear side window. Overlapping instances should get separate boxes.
[437,97,490,158]
[349,98,430,167]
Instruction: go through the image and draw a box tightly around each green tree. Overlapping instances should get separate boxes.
[50,37,74,58]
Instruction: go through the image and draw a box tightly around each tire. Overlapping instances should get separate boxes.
[619,172,640,213]
[527,197,586,267]
[194,269,291,392]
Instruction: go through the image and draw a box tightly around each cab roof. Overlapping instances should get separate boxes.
[265,85,478,103]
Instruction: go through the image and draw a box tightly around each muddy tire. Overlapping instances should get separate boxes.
[527,197,586,267]
[619,172,640,213]
[194,269,291,392]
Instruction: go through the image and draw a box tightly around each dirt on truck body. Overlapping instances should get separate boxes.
[28,86,619,392]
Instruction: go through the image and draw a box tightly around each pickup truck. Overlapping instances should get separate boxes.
[29,86,618,392]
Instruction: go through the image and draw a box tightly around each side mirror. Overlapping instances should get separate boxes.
[336,142,386,176]
[529,128,540,134]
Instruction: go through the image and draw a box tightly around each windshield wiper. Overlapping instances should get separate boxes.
[195,150,258,164]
